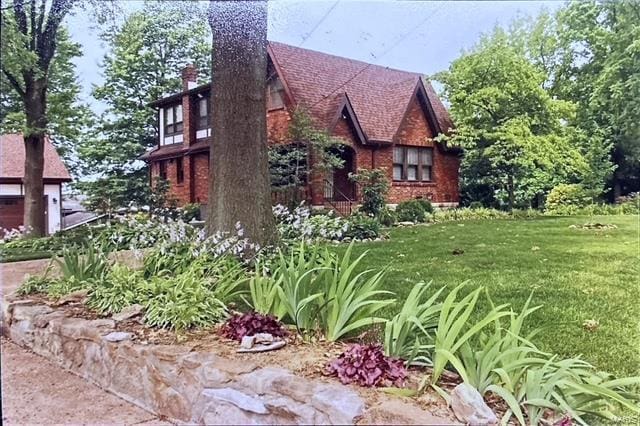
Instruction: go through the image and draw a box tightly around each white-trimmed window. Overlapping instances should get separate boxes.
[197,97,210,129]
[393,146,433,182]
[165,104,183,135]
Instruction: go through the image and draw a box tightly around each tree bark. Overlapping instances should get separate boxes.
[206,1,276,247]
[23,77,48,236]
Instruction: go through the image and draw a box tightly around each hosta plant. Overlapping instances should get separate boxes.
[140,268,227,331]
[326,344,406,388]
[219,311,289,342]
[88,264,144,315]
[384,281,444,366]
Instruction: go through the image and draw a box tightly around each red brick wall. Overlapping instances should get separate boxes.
[387,95,460,204]
[149,93,459,208]
[192,153,210,204]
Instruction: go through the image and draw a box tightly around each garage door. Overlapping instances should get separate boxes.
[0,196,25,231]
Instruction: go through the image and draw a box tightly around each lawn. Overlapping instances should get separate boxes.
[334,215,640,377]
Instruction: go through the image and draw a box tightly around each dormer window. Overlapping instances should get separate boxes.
[197,97,210,129]
[165,104,183,135]
[267,76,285,110]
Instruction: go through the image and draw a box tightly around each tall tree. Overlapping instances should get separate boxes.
[436,31,590,209]
[77,1,211,208]
[1,0,76,236]
[556,0,640,199]
[207,1,276,246]
[1,25,93,174]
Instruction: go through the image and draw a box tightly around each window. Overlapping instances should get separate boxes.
[392,146,433,182]
[197,97,210,129]
[267,76,285,110]
[176,157,184,184]
[159,160,167,180]
[164,104,183,135]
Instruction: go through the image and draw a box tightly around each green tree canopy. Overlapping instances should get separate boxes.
[0,26,93,173]
[436,31,590,209]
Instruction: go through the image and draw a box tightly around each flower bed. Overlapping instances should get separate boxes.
[2,295,456,424]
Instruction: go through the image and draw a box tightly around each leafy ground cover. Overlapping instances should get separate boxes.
[332,215,640,377]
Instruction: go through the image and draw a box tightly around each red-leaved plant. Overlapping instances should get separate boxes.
[219,311,289,341]
[326,344,406,387]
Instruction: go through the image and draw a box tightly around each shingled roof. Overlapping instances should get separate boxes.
[267,41,454,142]
[147,42,454,147]
[0,133,71,181]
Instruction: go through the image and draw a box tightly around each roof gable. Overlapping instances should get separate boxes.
[267,42,454,143]
[0,134,71,181]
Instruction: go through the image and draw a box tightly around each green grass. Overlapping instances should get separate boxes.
[332,215,640,377]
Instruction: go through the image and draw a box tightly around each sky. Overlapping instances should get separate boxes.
[66,0,564,113]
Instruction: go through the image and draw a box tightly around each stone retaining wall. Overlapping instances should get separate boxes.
[3,300,451,425]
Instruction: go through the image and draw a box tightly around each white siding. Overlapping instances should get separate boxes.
[0,183,22,195]
[44,184,62,234]
[159,108,165,144]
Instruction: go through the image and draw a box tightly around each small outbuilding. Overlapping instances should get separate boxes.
[0,133,72,234]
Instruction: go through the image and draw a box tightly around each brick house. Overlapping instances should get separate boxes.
[141,42,461,212]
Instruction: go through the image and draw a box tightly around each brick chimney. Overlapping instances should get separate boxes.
[181,64,198,91]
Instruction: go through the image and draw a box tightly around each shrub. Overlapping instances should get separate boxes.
[545,184,591,215]
[219,312,288,342]
[344,213,380,240]
[395,199,427,223]
[88,264,144,315]
[377,206,396,227]
[326,344,406,388]
[468,201,484,209]
[349,168,389,216]
[414,198,434,214]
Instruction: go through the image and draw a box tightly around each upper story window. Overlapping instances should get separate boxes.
[393,146,433,182]
[165,104,183,135]
[267,76,285,110]
[197,97,210,129]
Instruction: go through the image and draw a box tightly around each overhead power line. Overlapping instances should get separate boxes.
[310,1,446,109]
[299,0,340,47]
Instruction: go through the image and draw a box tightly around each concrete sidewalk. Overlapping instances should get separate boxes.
[1,338,170,425]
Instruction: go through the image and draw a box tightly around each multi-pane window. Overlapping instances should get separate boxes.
[197,97,210,129]
[393,146,433,181]
[267,76,285,110]
[176,157,184,184]
[159,160,167,180]
[164,104,183,135]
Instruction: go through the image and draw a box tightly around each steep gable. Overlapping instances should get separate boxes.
[268,42,452,143]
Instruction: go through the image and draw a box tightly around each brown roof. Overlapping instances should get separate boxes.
[267,42,454,142]
[145,42,455,154]
[0,133,71,181]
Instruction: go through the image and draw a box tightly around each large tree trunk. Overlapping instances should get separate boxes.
[206,1,276,247]
[23,78,48,237]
